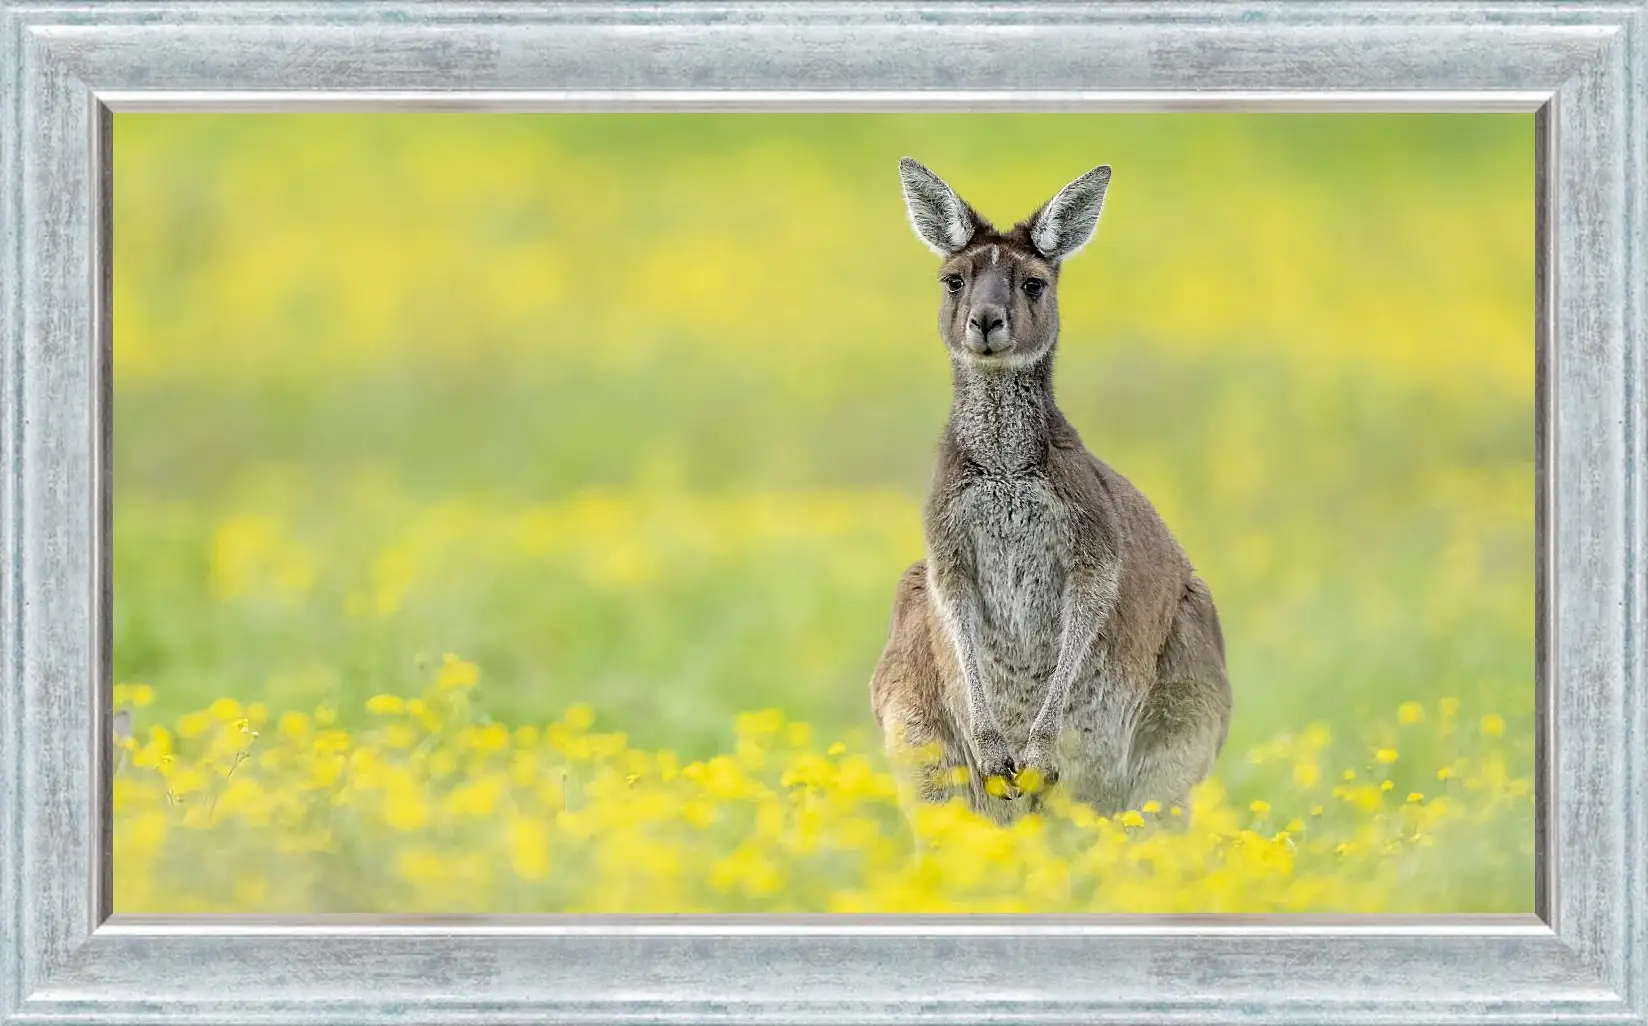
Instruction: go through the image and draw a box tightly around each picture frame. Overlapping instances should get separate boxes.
[1,1,1643,1022]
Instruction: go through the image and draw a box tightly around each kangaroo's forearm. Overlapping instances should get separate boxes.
[927,563,998,738]
[1031,564,1119,740]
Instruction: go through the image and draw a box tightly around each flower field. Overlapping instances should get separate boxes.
[114,672,1529,913]
[113,113,1535,912]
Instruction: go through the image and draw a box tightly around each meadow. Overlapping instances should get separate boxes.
[112,113,1536,913]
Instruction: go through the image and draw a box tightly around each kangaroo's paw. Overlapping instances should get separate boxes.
[973,728,1022,800]
[1016,736,1061,796]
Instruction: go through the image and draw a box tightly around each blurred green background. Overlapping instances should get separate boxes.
[114,114,1534,894]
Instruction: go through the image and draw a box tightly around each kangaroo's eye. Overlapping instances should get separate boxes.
[1023,278,1047,299]
[943,275,965,294]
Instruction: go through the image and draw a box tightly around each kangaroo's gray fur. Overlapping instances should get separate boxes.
[870,157,1233,826]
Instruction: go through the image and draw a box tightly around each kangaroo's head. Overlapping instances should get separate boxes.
[899,157,1111,368]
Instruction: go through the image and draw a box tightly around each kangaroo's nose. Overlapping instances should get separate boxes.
[969,307,1006,337]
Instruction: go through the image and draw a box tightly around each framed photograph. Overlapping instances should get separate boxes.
[1,1,1643,1023]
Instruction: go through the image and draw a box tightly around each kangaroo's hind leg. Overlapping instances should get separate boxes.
[1125,577,1234,825]
[870,561,973,812]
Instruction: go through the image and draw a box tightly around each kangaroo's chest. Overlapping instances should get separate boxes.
[948,473,1073,686]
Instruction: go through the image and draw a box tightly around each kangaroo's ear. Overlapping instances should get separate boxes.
[1027,164,1112,263]
[899,157,982,258]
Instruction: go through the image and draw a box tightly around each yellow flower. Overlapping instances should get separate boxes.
[1292,763,1320,788]
[1016,767,1048,794]
[1437,767,1454,781]
[365,694,405,714]
[826,742,847,757]
[1397,701,1424,724]
[783,722,813,749]
[167,765,209,797]
[1141,800,1162,814]
[436,656,481,692]
[1380,780,1395,791]
[208,698,243,722]
[734,708,785,737]
[1249,800,1271,816]
[1407,793,1424,803]
[1375,749,1398,764]
[128,684,156,708]
[462,723,509,753]
[1480,714,1506,737]
[429,750,458,778]
[507,816,551,880]
[413,702,441,732]
[563,703,595,731]
[680,799,716,829]
[443,775,506,818]
[1440,697,1462,718]
[1120,810,1145,828]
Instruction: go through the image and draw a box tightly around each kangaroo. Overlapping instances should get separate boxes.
[870,157,1232,827]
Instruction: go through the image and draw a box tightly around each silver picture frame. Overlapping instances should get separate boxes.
[2,2,1644,1023]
